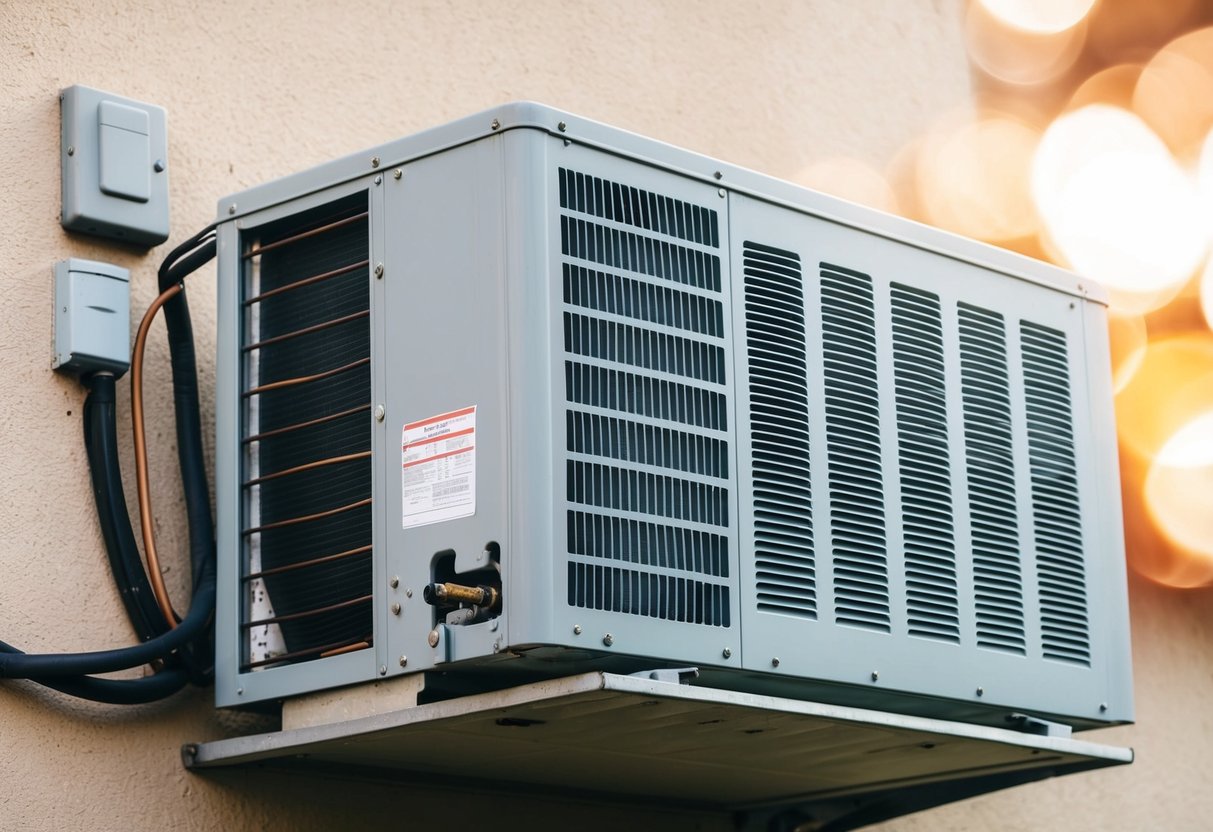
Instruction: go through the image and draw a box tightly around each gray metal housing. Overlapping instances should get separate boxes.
[214,103,1132,729]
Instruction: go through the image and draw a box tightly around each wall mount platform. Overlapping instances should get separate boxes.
[185,672,1131,829]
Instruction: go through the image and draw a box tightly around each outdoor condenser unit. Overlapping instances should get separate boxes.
[213,103,1133,731]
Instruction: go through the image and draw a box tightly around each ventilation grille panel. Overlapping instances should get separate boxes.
[559,167,731,630]
[820,264,889,633]
[743,243,816,620]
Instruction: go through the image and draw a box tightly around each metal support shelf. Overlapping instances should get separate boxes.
[184,672,1131,830]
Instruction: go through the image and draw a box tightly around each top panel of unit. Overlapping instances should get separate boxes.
[216,101,1099,303]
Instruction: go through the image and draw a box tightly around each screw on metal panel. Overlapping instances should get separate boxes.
[771,657,780,668]
[379,665,387,676]
[428,629,441,648]
[490,619,499,631]
[491,118,501,131]
[1069,302,1075,309]
[371,156,381,168]
[405,588,413,598]
[393,168,403,180]
[602,633,614,647]
[871,671,879,682]
[375,404,386,422]
[236,687,243,696]
[557,121,567,132]
[717,188,726,198]
[722,648,732,659]
[573,624,582,635]
[563,139,571,147]
[154,159,165,172]
[976,687,985,697]
[228,204,237,215]
[391,602,401,616]
[1100,702,1109,712]
[389,575,399,588]
[713,170,723,180]
[399,656,408,667]
[374,263,384,279]
[493,642,501,653]
[67,146,75,156]
[374,175,383,186]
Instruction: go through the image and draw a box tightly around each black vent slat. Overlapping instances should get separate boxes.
[1021,322,1090,666]
[242,194,372,669]
[560,168,729,628]
[744,242,816,620]
[891,284,959,644]
[820,264,889,632]
[958,303,1026,655]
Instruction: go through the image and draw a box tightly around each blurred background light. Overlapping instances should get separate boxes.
[1132,27,1213,162]
[1143,411,1213,587]
[965,0,1088,86]
[979,0,1098,34]
[795,157,900,214]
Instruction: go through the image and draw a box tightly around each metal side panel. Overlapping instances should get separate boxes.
[730,193,1125,727]
[184,671,1131,817]
[544,142,741,668]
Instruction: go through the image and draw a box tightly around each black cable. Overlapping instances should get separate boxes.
[0,642,190,705]
[82,372,171,643]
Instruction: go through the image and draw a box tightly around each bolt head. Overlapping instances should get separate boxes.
[228,204,237,215]
[389,575,399,588]
[428,629,440,648]
[399,656,408,667]
[66,146,74,156]
[573,624,582,635]
[379,665,387,676]
[713,170,723,180]
[374,174,383,185]
[371,156,381,168]
[1100,702,1109,712]
[390,602,401,615]
[490,118,501,130]
[602,633,614,647]
[771,657,780,668]
[393,168,403,180]
[558,121,567,132]
[976,687,985,697]
[722,647,732,659]
[153,159,165,172]
[405,588,413,598]
[871,671,880,682]
[375,405,386,423]
[374,263,384,278]
[717,188,726,198]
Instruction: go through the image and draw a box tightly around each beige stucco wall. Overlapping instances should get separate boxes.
[1,1,1210,829]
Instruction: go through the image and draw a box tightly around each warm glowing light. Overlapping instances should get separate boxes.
[795,157,900,215]
[1067,63,1142,111]
[1133,27,1213,162]
[965,0,1087,86]
[1200,131,1213,332]
[1142,411,1213,587]
[979,0,1096,34]
[1032,106,1207,315]
[917,113,1039,242]
[1107,313,1147,394]
[1116,334,1213,462]
[1086,0,1200,65]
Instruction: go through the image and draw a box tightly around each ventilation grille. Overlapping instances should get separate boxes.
[891,285,959,643]
[820,264,889,633]
[241,195,372,670]
[742,243,816,620]
[1021,323,1090,666]
[560,168,730,629]
[958,303,1026,655]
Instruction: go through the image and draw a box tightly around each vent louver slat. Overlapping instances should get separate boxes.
[241,195,372,670]
[560,167,730,630]
[1021,322,1090,666]
[743,242,815,620]
[820,264,889,633]
[891,284,959,644]
[958,303,1026,655]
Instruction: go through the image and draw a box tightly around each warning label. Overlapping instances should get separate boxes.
[402,405,476,529]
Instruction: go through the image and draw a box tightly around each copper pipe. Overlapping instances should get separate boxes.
[242,309,369,353]
[243,212,368,259]
[242,635,372,670]
[243,403,370,445]
[244,260,368,306]
[244,544,372,581]
[243,497,371,535]
[243,450,371,488]
[242,357,369,398]
[320,641,371,659]
[131,282,185,628]
[242,594,373,629]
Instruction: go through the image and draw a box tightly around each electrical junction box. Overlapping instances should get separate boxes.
[52,258,130,375]
[212,103,1133,734]
[60,84,170,246]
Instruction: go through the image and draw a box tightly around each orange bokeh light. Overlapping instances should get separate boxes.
[795,157,900,215]
[1133,27,1213,163]
[1107,312,1147,394]
[965,0,1087,86]
[1142,412,1213,587]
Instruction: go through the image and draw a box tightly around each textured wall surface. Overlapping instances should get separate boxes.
[0,1,1209,829]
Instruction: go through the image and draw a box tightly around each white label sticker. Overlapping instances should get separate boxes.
[402,406,477,529]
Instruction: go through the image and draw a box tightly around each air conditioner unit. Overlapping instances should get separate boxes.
[213,103,1132,731]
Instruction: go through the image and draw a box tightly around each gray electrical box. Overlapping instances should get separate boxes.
[52,258,130,375]
[212,104,1133,733]
[60,85,169,246]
